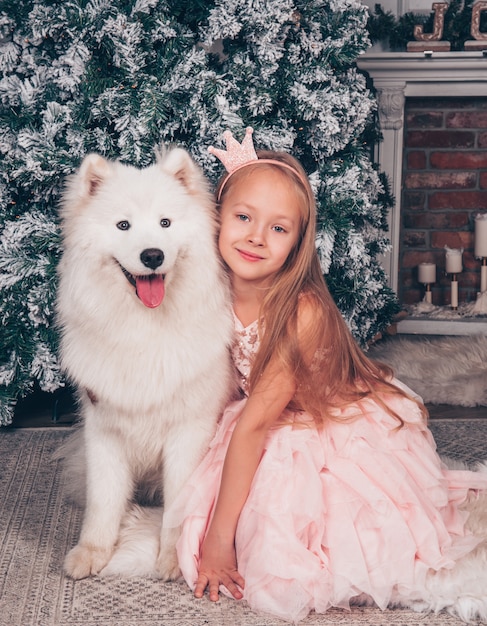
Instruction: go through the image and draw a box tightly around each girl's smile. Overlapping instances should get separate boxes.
[236,248,265,262]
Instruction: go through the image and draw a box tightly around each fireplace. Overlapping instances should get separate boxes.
[357,51,487,334]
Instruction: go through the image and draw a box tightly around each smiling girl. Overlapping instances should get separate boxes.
[163,129,487,623]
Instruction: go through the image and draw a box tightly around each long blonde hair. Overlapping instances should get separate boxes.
[217,150,427,427]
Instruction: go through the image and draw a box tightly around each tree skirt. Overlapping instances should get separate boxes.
[369,334,487,407]
[1,427,486,626]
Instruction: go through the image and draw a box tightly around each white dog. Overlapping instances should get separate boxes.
[56,148,235,581]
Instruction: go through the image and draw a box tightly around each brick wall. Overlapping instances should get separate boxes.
[399,96,487,305]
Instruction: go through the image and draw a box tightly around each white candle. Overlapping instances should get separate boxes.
[475,213,487,258]
[445,247,462,274]
[418,262,436,284]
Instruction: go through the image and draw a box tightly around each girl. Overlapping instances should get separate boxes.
[163,129,487,623]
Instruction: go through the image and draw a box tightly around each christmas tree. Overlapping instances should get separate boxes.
[0,0,398,426]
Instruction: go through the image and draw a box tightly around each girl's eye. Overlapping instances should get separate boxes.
[237,214,249,222]
[160,218,171,228]
[273,225,286,233]
[116,220,130,231]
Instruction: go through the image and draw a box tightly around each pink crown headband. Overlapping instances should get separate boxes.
[208,127,308,200]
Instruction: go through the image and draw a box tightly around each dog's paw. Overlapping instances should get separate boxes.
[64,543,112,579]
[156,548,181,581]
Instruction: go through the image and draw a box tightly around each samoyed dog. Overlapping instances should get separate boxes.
[56,148,235,581]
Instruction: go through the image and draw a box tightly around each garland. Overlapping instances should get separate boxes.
[367,0,486,51]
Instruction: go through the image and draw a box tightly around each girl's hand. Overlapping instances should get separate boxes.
[194,532,245,602]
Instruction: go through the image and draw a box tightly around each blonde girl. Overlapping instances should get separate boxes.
[163,129,487,623]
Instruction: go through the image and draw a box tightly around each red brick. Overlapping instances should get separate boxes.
[403,212,469,230]
[401,250,437,268]
[438,273,451,287]
[481,172,487,189]
[429,191,487,210]
[403,191,425,210]
[446,112,487,128]
[406,111,443,129]
[460,272,482,288]
[430,151,487,169]
[401,268,415,288]
[462,253,477,270]
[439,272,478,287]
[402,231,426,247]
[444,212,470,228]
[407,151,426,169]
[480,132,487,148]
[406,130,475,149]
[403,214,429,229]
[431,289,442,306]
[431,231,473,249]
[404,172,476,189]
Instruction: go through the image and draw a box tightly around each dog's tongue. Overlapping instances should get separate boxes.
[135,275,165,308]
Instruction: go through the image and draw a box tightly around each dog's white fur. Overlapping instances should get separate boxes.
[56,148,234,581]
[101,460,487,623]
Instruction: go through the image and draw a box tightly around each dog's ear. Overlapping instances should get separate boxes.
[61,154,113,215]
[158,148,207,197]
[77,153,112,198]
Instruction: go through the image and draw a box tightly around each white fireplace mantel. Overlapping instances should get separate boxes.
[356,51,487,294]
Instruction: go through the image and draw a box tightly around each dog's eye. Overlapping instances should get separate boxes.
[160,218,171,228]
[116,220,130,231]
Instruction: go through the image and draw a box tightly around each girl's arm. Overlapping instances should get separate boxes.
[194,357,296,601]
[194,299,315,602]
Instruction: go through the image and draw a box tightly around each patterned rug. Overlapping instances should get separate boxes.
[1,425,486,626]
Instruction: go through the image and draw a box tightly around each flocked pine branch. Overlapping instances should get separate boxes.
[0,0,398,425]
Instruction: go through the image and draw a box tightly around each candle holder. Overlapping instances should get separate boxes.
[474,213,487,294]
[481,257,487,293]
[448,273,458,310]
[472,255,487,314]
[422,281,433,304]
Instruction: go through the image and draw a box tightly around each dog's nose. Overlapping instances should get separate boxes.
[140,248,164,270]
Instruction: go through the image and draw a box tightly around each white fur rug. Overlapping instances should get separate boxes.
[369,334,487,407]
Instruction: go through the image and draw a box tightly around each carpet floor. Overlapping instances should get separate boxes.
[1,423,486,626]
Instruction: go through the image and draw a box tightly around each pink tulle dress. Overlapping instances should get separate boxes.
[163,314,487,623]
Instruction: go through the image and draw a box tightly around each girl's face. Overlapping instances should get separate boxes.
[218,168,301,290]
